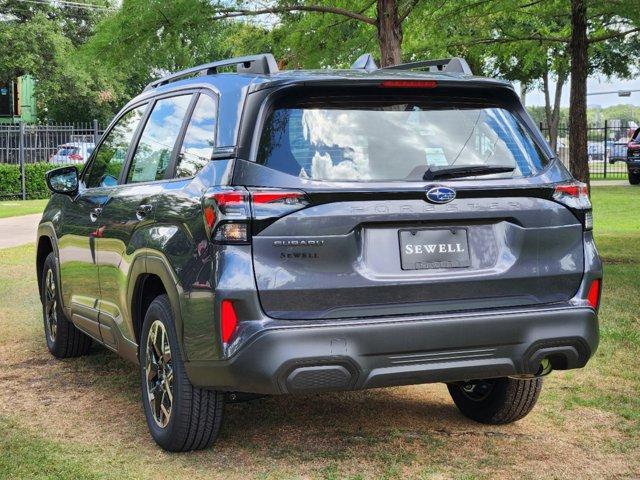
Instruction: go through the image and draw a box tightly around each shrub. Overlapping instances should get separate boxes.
[0,163,84,200]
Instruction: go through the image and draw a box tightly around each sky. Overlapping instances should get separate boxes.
[524,76,640,108]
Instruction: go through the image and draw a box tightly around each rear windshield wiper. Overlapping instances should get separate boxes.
[422,165,515,181]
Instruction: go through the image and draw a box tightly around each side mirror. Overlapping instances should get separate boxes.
[46,166,79,195]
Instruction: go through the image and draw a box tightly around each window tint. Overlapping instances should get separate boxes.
[84,106,146,188]
[127,95,192,183]
[258,96,548,182]
[175,94,217,178]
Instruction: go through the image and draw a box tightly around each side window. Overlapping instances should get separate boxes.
[84,105,146,188]
[175,94,217,178]
[127,95,192,183]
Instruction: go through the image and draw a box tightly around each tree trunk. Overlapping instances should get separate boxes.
[543,68,567,153]
[549,70,567,154]
[376,0,402,67]
[568,0,590,186]
[543,69,553,144]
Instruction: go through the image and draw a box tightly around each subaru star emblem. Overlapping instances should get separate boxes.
[426,186,456,204]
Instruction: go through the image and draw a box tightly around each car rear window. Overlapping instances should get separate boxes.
[257,93,549,182]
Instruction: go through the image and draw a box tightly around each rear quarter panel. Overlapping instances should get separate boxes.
[145,160,234,361]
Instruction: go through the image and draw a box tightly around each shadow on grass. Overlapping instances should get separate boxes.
[36,342,491,454]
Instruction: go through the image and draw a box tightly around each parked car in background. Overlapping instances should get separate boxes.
[627,127,640,185]
[606,141,628,161]
[587,141,605,161]
[49,142,94,165]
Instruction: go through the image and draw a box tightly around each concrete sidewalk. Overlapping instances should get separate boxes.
[0,213,41,249]
[591,180,629,186]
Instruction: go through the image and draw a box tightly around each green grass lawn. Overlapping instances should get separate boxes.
[0,186,638,479]
[0,199,49,219]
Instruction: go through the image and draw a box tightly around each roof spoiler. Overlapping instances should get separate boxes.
[144,53,279,91]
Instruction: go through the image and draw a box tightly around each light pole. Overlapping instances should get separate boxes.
[586,88,640,97]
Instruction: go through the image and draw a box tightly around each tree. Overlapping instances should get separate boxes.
[435,0,640,185]
[568,0,590,183]
[209,0,425,67]
[0,0,120,122]
[81,0,274,97]
[478,17,570,152]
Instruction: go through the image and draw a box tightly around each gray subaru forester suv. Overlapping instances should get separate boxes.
[38,54,602,451]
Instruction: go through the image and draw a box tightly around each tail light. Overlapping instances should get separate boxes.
[553,182,592,230]
[380,80,438,89]
[220,299,238,344]
[250,188,309,222]
[69,153,83,161]
[628,142,640,150]
[202,187,309,243]
[586,279,601,310]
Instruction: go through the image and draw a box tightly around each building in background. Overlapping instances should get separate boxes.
[0,75,36,124]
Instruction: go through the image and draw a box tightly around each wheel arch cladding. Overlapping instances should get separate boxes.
[36,235,54,296]
[132,273,167,346]
[130,254,186,358]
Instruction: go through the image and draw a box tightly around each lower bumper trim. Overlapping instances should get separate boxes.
[185,306,598,394]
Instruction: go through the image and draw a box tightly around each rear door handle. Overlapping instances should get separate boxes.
[89,207,103,222]
[136,204,153,220]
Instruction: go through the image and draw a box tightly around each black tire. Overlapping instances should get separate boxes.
[41,252,92,358]
[447,377,542,424]
[139,294,224,452]
[629,172,640,185]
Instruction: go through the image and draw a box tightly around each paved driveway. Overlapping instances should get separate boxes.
[591,180,629,186]
[0,213,41,249]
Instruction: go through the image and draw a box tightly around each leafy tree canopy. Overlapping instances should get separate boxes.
[80,0,274,97]
[0,0,121,122]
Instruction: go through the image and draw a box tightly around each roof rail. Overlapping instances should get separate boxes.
[144,53,279,91]
[351,53,378,73]
[381,57,473,75]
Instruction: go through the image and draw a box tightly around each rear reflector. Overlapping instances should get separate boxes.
[379,80,438,89]
[586,279,601,310]
[220,300,238,344]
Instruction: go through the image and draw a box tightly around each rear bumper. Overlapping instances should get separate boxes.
[184,305,598,394]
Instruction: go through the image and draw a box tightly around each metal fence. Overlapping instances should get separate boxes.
[0,121,103,165]
[540,121,633,180]
[0,121,104,200]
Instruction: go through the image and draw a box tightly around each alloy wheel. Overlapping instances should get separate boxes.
[145,320,174,428]
[44,268,58,342]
